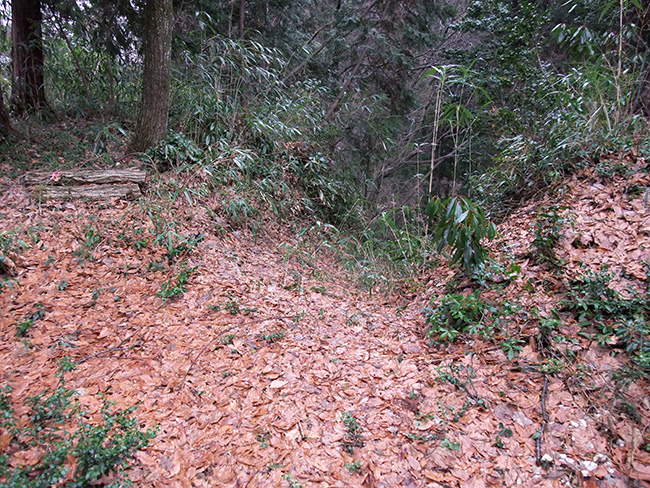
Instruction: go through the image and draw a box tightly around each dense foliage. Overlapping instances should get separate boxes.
[0,362,155,488]
[0,0,649,272]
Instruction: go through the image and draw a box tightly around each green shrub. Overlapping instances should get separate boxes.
[0,231,29,293]
[560,266,634,326]
[341,411,363,454]
[615,316,650,370]
[0,232,28,274]
[172,35,324,157]
[458,0,650,215]
[148,131,204,172]
[15,306,45,337]
[156,264,197,300]
[424,290,499,342]
[374,206,430,265]
[425,196,496,276]
[223,196,258,228]
[561,265,650,368]
[0,373,155,488]
[530,205,573,267]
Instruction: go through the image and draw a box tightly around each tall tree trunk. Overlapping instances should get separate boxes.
[11,0,47,114]
[238,0,245,37]
[130,0,173,153]
[105,26,116,116]
[633,63,650,117]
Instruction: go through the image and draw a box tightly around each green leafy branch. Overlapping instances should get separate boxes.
[426,196,496,275]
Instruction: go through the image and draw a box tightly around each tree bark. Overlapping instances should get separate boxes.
[238,0,245,37]
[129,0,173,153]
[633,63,650,117]
[24,168,147,186]
[106,52,115,115]
[32,183,142,201]
[11,0,47,114]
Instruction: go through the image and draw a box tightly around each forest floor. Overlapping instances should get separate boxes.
[1,154,650,487]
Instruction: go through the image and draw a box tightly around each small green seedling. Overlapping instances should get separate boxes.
[344,460,362,473]
[282,474,303,488]
[220,334,234,346]
[260,331,284,343]
[341,411,364,454]
[256,430,270,447]
[493,422,513,448]
[15,306,46,337]
[441,438,460,451]
[157,265,197,300]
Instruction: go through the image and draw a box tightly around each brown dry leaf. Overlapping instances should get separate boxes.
[1,166,649,488]
[631,461,650,481]
[9,446,44,467]
[0,430,11,451]
[269,379,287,388]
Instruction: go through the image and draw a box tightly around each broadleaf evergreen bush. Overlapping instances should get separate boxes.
[425,196,496,276]
[0,366,155,488]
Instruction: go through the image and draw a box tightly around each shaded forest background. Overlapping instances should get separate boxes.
[1,0,648,222]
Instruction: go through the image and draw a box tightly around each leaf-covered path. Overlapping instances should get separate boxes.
[1,162,649,487]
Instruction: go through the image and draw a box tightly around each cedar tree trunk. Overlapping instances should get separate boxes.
[130,0,173,152]
[238,0,245,37]
[11,0,47,114]
[633,63,650,117]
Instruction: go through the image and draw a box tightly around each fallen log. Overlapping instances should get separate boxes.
[33,183,142,201]
[24,168,147,186]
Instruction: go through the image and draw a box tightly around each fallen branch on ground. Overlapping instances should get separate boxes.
[175,315,297,391]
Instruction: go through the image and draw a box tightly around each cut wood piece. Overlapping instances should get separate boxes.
[33,183,142,201]
[24,168,147,186]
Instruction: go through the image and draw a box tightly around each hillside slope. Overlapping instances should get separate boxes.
[0,155,649,487]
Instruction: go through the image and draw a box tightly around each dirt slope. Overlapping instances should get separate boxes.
[1,157,650,487]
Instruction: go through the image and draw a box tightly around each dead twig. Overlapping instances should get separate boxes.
[175,315,296,391]
[536,375,550,465]
[75,345,136,364]
[75,327,145,364]
[429,345,500,364]
[431,481,455,488]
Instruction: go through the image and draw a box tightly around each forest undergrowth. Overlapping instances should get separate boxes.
[0,129,649,487]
